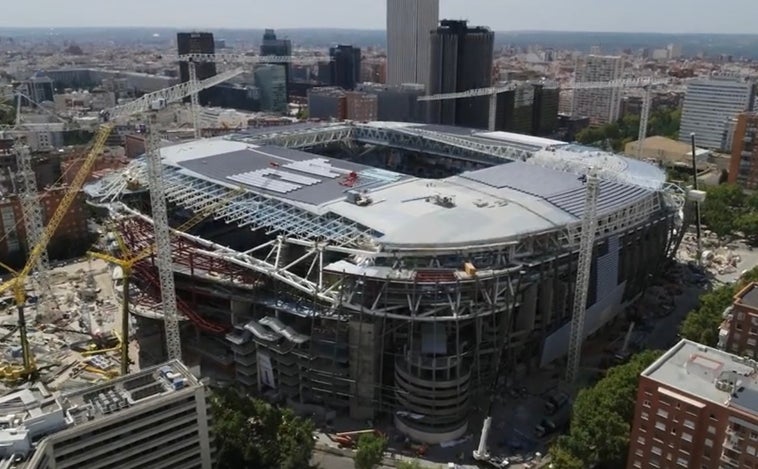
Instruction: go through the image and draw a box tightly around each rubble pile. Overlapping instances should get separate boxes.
[679,230,744,276]
[0,259,125,394]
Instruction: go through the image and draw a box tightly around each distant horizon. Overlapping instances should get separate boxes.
[1,26,757,37]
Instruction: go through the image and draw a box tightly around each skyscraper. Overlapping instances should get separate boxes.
[329,45,362,91]
[572,55,624,125]
[386,0,438,89]
[679,76,755,150]
[260,29,292,102]
[427,20,494,129]
[728,112,758,189]
[177,32,217,105]
[255,64,288,113]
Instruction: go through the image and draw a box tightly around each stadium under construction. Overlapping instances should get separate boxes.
[86,121,686,443]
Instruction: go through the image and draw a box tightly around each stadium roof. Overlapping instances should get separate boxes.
[153,122,666,250]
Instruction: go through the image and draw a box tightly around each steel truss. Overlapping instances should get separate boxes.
[117,206,344,306]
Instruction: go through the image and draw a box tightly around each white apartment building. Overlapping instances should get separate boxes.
[1,360,213,469]
[572,55,624,125]
[386,0,438,90]
[678,76,755,151]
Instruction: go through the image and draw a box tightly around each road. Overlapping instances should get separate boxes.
[311,451,355,469]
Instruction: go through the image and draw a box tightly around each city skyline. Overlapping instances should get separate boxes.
[3,0,758,34]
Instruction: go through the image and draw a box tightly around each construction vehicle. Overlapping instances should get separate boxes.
[534,403,571,439]
[0,69,242,382]
[419,77,671,131]
[329,429,384,449]
[88,187,244,375]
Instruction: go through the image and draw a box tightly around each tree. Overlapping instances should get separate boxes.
[354,433,387,469]
[210,390,316,469]
[701,184,748,237]
[680,267,758,346]
[549,350,661,468]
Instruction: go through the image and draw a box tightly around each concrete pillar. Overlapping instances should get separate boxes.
[538,279,555,327]
[517,283,537,332]
[349,319,376,420]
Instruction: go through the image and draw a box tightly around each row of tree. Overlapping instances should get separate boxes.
[548,350,662,469]
[575,107,682,152]
[700,183,758,242]
[679,266,758,346]
[211,390,316,469]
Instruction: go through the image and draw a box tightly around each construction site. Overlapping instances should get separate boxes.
[0,63,697,468]
[79,116,686,447]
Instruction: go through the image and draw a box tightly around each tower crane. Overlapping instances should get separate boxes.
[177,53,332,139]
[88,187,244,375]
[0,69,242,382]
[418,77,671,132]
[565,170,600,384]
[0,91,75,318]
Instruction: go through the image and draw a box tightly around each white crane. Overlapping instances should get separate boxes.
[0,91,73,318]
[565,170,600,384]
[177,53,332,139]
[418,77,672,132]
[100,68,243,360]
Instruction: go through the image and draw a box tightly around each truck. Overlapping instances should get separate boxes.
[535,402,571,438]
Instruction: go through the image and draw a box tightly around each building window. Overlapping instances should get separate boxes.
[642,412,649,421]
[748,446,756,456]
[682,432,693,442]
[705,438,713,447]
[652,446,663,456]
[677,457,688,467]
[643,400,651,408]
[635,449,644,457]
[708,425,716,434]
[657,409,669,419]
[656,422,666,432]
[638,436,646,445]
[683,419,695,429]
[751,432,758,441]
[633,461,642,469]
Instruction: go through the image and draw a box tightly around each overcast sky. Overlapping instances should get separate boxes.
[3,0,757,34]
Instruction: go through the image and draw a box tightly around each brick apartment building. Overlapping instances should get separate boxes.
[0,188,90,262]
[719,283,758,357]
[728,112,758,190]
[627,339,758,469]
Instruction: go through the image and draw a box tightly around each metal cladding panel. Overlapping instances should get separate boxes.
[178,145,406,206]
[546,181,651,218]
[460,162,583,196]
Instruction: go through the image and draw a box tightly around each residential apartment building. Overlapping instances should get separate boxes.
[345,91,378,122]
[627,339,758,469]
[0,360,213,469]
[679,77,755,151]
[719,283,758,356]
[572,55,624,125]
[386,0,438,89]
[728,112,758,189]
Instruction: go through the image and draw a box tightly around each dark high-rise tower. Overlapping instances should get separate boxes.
[177,32,216,105]
[260,29,292,102]
[427,20,494,129]
[329,45,361,91]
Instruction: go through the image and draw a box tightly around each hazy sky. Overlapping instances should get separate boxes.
[3,0,757,34]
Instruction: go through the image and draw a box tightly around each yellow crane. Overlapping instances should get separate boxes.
[88,187,244,375]
[0,69,243,382]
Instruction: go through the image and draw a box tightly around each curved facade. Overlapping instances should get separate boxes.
[88,121,685,443]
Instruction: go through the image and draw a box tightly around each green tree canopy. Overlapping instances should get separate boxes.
[680,267,758,346]
[0,99,15,127]
[549,350,662,468]
[210,390,315,469]
[574,106,680,152]
[354,433,387,469]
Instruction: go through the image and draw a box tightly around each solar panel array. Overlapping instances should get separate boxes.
[227,158,344,194]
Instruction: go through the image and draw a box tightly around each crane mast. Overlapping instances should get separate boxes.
[637,85,653,159]
[188,61,201,139]
[565,170,600,384]
[14,143,52,316]
[144,128,182,361]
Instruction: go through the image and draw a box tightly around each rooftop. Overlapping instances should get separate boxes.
[736,283,758,310]
[644,339,758,415]
[0,360,199,463]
